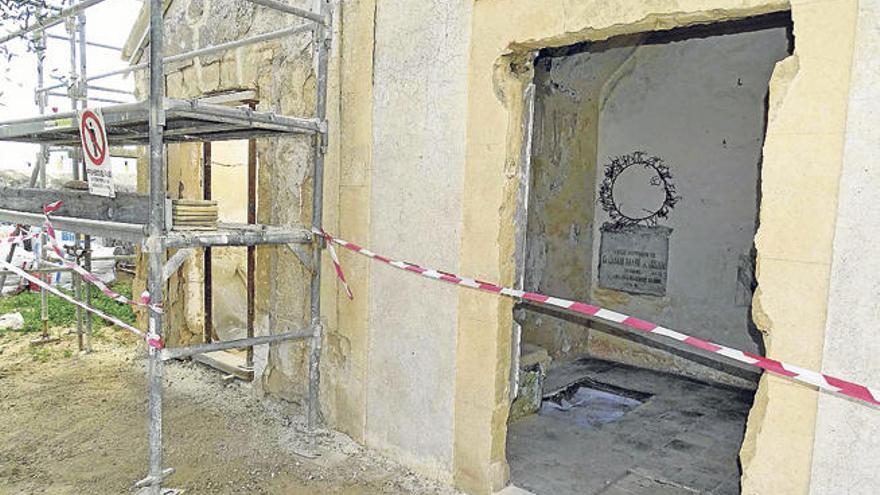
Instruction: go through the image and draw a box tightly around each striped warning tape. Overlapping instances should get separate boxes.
[1,226,40,245]
[0,257,155,346]
[35,201,161,314]
[0,200,162,349]
[313,229,880,408]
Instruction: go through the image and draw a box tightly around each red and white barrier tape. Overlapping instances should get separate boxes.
[0,257,163,348]
[32,201,161,313]
[314,229,880,408]
[0,201,162,348]
[1,228,40,246]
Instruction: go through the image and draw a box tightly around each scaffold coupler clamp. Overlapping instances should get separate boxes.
[132,467,177,493]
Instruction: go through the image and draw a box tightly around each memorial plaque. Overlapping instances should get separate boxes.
[598,225,671,296]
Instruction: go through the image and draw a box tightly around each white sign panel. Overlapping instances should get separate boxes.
[78,108,115,198]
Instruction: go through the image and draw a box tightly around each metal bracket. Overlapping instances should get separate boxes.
[286,243,315,273]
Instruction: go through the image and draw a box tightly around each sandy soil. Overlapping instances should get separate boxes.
[0,328,460,495]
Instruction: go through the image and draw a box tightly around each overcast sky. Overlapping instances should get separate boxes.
[0,0,142,179]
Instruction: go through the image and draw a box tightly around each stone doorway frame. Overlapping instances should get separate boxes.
[454,1,858,493]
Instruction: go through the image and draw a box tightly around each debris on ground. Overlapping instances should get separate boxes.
[0,329,462,494]
[0,312,24,330]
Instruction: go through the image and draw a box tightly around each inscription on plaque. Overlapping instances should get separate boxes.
[598,225,672,296]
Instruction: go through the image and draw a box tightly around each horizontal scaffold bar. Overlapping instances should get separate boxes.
[243,0,328,25]
[0,0,108,45]
[163,223,313,248]
[161,329,314,360]
[47,34,122,51]
[0,188,150,224]
[0,208,146,241]
[0,98,322,145]
[39,23,315,93]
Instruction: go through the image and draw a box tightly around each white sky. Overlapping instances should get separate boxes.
[0,0,143,181]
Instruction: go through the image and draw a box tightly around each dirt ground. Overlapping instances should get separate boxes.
[0,328,461,495]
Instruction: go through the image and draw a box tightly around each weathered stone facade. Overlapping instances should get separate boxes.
[130,0,317,400]
[129,1,880,494]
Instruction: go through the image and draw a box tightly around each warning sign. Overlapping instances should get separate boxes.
[78,108,115,198]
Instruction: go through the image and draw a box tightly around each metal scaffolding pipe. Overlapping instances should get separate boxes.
[46,33,122,51]
[243,0,327,25]
[87,84,134,95]
[145,0,166,491]
[47,92,126,104]
[0,266,74,276]
[39,23,314,93]
[0,0,108,45]
[79,9,94,353]
[308,0,332,434]
[160,329,313,361]
[0,208,145,241]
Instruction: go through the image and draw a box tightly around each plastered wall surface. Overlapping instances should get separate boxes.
[809,2,880,493]
[365,0,473,480]
[319,0,372,444]
[589,24,789,361]
[463,0,855,493]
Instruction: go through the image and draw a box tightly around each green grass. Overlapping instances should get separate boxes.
[0,281,137,333]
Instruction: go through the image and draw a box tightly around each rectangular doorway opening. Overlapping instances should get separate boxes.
[507,12,793,495]
[198,135,257,382]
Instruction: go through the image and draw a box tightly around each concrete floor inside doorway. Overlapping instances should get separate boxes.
[507,358,753,495]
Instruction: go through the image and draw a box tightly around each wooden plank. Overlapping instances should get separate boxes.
[0,187,150,225]
[192,351,254,381]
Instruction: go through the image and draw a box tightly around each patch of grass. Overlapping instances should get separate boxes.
[0,281,137,334]
[28,345,52,362]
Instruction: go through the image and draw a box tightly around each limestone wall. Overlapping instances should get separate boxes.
[464,0,857,493]
[809,2,880,493]
[131,0,318,399]
[125,1,878,494]
[364,0,474,480]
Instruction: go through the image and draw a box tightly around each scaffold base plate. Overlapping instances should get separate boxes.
[135,488,184,495]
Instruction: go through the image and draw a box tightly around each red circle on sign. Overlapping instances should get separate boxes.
[80,110,107,166]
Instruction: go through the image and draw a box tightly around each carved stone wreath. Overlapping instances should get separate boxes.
[598,151,681,229]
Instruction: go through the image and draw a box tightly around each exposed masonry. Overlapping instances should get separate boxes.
[133,0,318,399]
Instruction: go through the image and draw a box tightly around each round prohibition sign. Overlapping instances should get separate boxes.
[80,110,107,166]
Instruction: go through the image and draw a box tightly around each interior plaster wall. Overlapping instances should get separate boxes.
[810,2,880,493]
[523,23,788,379]
[587,23,789,370]
[462,0,857,493]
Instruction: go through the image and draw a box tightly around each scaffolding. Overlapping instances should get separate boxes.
[0,0,332,492]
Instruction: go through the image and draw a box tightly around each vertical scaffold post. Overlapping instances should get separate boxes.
[37,21,51,344]
[0,25,47,297]
[69,13,84,351]
[145,0,168,492]
[78,9,94,353]
[308,0,332,434]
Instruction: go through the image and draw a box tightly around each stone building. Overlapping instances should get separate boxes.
[125,0,880,494]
